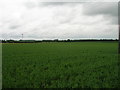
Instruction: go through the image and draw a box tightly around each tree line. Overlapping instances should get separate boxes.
[1,39,118,43]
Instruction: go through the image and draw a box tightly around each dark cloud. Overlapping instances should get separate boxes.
[83,2,118,24]
[83,2,118,16]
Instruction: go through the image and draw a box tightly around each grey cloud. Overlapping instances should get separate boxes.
[83,2,118,16]
[83,2,118,24]
[0,1,118,40]
[24,2,37,8]
[26,4,36,8]
[2,33,21,40]
[24,2,83,9]
[40,2,67,6]
[24,2,67,9]
[9,25,20,29]
[105,15,118,25]
[39,2,84,6]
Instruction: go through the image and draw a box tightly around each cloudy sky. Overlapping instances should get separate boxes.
[0,0,119,40]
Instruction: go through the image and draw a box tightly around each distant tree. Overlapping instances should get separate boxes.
[67,39,71,42]
[54,39,58,42]
[7,40,14,43]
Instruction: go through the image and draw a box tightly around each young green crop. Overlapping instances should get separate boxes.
[2,42,119,88]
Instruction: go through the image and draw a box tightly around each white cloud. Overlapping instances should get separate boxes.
[0,1,118,40]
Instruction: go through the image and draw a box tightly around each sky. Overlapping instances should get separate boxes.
[0,0,119,40]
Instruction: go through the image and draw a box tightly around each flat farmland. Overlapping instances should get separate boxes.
[2,42,119,88]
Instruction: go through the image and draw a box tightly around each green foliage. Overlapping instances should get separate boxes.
[2,42,119,88]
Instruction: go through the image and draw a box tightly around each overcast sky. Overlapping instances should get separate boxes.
[0,0,119,40]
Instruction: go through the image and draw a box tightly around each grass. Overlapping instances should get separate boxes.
[2,42,119,88]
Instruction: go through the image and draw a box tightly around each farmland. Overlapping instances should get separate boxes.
[2,42,119,88]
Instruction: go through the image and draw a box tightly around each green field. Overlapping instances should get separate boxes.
[2,42,119,88]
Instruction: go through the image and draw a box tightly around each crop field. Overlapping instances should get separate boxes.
[2,42,119,88]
